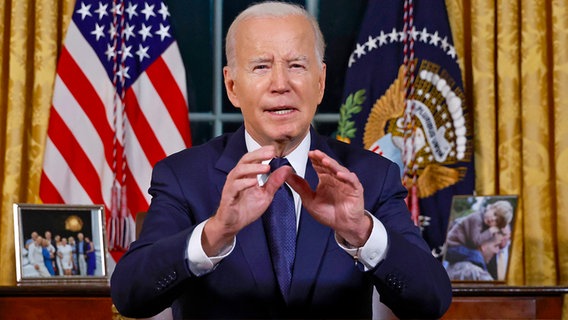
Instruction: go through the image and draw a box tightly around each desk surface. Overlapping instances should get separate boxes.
[1,284,567,320]
[2,283,567,295]
[451,284,568,296]
[0,283,110,296]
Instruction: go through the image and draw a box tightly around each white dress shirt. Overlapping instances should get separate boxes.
[187,130,389,276]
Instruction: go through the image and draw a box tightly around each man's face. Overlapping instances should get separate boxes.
[499,225,511,249]
[480,234,503,262]
[224,15,326,150]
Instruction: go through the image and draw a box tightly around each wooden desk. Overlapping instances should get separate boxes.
[0,284,112,320]
[445,285,567,319]
[373,285,567,319]
[0,284,566,319]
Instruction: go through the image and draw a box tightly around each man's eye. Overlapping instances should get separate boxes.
[290,63,306,69]
[253,65,269,71]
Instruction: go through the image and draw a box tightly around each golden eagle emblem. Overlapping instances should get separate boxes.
[338,61,472,198]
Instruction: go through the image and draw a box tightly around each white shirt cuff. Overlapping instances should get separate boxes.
[187,219,235,276]
[335,211,388,271]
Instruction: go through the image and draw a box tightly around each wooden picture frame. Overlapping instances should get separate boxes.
[13,203,109,285]
[442,195,518,282]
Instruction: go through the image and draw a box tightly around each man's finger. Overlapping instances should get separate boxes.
[240,145,276,164]
[263,166,294,195]
[286,174,315,202]
[309,150,350,175]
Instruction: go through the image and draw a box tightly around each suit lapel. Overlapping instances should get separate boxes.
[236,217,279,297]
[214,126,247,193]
[288,130,336,304]
[213,126,279,296]
[213,127,341,304]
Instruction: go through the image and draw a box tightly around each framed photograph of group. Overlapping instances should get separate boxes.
[442,195,518,282]
[13,203,109,285]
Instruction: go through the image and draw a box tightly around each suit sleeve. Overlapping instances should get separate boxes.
[110,159,201,318]
[367,161,453,319]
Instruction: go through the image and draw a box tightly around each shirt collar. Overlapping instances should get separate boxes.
[244,130,310,180]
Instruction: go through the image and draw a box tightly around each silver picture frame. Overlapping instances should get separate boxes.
[442,195,518,282]
[13,203,109,285]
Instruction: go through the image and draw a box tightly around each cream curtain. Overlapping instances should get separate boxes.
[447,1,568,317]
[446,0,568,291]
[0,0,74,285]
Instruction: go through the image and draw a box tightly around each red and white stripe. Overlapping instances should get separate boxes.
[40,17,191,262]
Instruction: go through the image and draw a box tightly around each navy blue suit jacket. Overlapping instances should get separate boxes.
[111,126,452,319]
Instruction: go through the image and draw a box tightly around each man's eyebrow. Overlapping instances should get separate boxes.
[247,55,309,65]
[288,55,308,63]
[249,57,272,64]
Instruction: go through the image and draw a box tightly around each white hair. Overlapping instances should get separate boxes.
[225,1,326,71]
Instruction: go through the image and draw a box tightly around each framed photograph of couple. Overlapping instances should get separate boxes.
[13,203,109,285]
[442,194,518,282]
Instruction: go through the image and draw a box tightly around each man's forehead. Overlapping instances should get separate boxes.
[239,14,310,27]
[236,15,313,41]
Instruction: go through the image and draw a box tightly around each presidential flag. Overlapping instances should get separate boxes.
[40,0,191,262]
[337,0,474,257]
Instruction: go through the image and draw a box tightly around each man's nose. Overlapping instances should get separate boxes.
[270,64,290,93]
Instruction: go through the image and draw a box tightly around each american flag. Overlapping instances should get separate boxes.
[40,0,191,261]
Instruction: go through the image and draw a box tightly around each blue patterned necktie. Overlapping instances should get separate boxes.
[263,157,296,299]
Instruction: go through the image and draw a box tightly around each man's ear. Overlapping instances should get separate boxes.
[317,63,327,104]
[223,66,240,108]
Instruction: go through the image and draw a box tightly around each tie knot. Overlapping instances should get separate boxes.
[269,157,291,172]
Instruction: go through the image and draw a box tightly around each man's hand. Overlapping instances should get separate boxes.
[202,146,294,256]
[286,149,372,247]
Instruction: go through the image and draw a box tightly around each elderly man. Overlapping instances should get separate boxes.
[28,236,51,277]
[111,2,452,319]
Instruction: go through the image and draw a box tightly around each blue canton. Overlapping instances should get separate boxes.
[72,0,175,93]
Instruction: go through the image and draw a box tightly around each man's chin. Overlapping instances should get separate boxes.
[271,127,309,142]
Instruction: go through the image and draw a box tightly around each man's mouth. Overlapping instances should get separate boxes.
[266,107,295,115]
[271,109,293,115]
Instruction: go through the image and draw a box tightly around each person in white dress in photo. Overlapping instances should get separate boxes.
[57,237,74,276]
